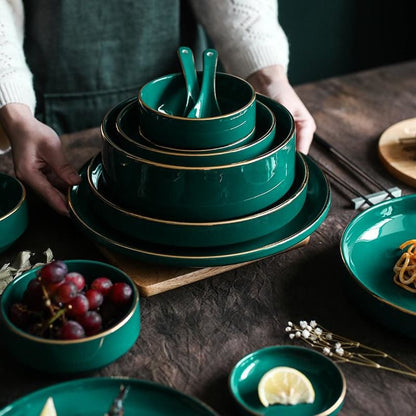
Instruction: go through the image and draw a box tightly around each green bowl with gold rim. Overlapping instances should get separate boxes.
[85,151,308,247]
[138,72,256,149]
[101,94,295,222]
[0,259,140,374]
[116,98,274,166]
[341,194,416,337]
[229,345,346,416]
[0,173,28,253]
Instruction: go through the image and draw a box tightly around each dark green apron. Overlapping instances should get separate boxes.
[23,0,205,134]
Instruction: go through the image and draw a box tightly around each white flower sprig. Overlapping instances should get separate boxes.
[285,320,416,379]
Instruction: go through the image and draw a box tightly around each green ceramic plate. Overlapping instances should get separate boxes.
[229,346,346,416]
[68,155,330,267]
[86,152,308,247]
[340,194,416,336]
[0,377,218,415]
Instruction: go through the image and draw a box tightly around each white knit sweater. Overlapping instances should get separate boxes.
[0,0,289,115]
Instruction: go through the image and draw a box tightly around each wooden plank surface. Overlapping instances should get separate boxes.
[99,238,310,296]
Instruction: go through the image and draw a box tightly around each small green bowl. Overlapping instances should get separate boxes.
[138,72,256,149]
[229,345,346,416]
[341,194,416,337]
[101,94,295,222]
[116,98,275,167]
[0,173,28,253]
[85,152,307,247]
[0,259,140,374]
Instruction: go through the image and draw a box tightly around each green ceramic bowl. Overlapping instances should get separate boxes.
[85,152,307,247]
[340,194,416,338]
[0,173,28,253]
[229,345,346,416]
[101,94,295,222]
[0,260,140,374]
[138,72,256,149]
[116,99,274,166]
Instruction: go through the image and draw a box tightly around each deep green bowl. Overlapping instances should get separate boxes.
[0,260,140,374]
[138,72,256,149]
[101,94,295,222]
[116,99,274,166]
[85,152,307,247]
[0,173,28,253]
[229,346,346,416]
[340,194,416,337]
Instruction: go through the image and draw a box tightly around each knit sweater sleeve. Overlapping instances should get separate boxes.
[0,0,36,113]
[188,0,289,79]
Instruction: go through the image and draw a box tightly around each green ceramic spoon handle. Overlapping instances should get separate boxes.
[187,48,221,118]
[177,46,200,116]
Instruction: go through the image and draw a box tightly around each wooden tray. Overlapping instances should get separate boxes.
[378,117,416,187]
[99,238,309,296]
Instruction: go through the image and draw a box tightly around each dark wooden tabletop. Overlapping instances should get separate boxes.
[1,60,415,415]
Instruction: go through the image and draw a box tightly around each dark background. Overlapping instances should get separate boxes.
[279,0,415,84]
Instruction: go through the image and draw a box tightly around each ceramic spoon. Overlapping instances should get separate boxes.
[187,49,222,118]
[177,46,200,116]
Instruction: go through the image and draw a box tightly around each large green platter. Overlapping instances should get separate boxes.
[0,377,218,415]
[68,155,330,267]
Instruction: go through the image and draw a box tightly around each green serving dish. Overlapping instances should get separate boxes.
[0,173,28,253]
[116,98,274,166]
[68,155,330,267]
[138,72,256,149]
[101,94,295,222]
[85,151,307,247]
[341,194,416,338]
[0,260,140,373]
[0,377,219,415]
[229,345,346,415]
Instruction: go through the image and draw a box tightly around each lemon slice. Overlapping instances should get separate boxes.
[39,397,57,416]
[258,366,315,407]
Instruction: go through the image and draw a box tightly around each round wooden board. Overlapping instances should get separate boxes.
[378,117,416,188]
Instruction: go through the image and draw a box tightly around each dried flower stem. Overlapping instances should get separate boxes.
[285,320,416,379]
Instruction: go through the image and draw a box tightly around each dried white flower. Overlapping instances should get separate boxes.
[310,320,317,328]
[302,329,310,339]
[295,331,301,338]
[289,333,295,339]
[323,347,331,355]
[335,347,345,356]
[315,327,323,336]
[300,321,308,329]
[287,321,293,327]
[285,326,292,332]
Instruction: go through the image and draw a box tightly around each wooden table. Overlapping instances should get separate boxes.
[1,60,415,415]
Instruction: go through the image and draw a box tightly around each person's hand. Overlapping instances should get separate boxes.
[247,65,316,154]
[0,103,81,216]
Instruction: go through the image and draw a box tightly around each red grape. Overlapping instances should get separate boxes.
[91,277,113,296]
[60,320,85,339]
[39,260,68,284]
[64,272,86,291]
[108,282,132,306]
[85,289,104,310]
[66,294,89,318]
[22,278,44,309]
[78,311,102,335]
[54,282,78,304]
[9,303,31,327]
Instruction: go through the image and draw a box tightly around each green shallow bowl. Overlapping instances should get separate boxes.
[85,152,307,247]
[0,260,140,374]
[341,194,416,337]
[0,173,28,253]
[138,72,256,149]
[0,377,219,415]
[229,346,346,416]
[101,94,295,222]
[116,98,275,166]
[68,155,330,267]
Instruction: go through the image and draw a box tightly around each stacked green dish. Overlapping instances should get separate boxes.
[68,71,331,267]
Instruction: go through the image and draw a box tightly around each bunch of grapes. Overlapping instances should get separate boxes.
[8,260,133,340]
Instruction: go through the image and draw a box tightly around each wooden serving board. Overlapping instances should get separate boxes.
[378,117,416,187]
[99,238,309,296]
